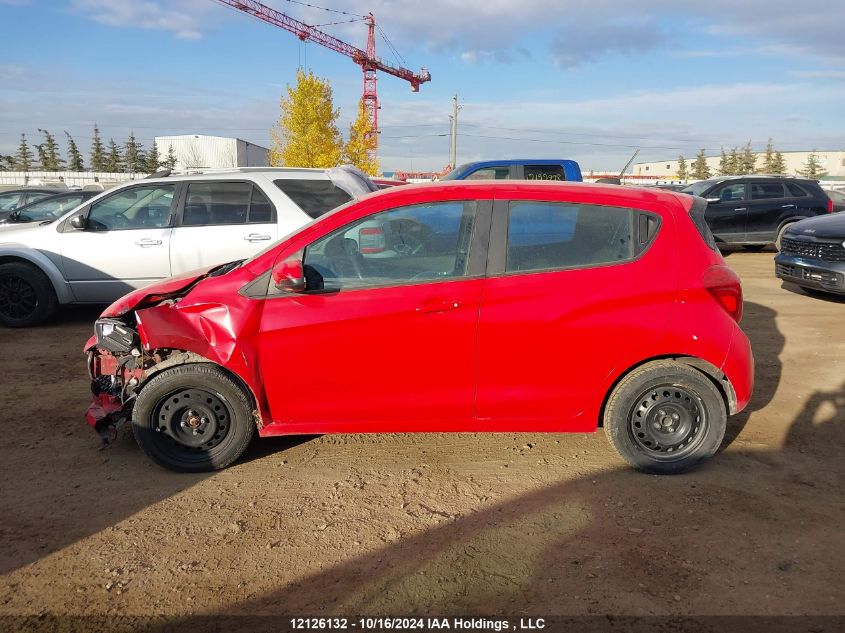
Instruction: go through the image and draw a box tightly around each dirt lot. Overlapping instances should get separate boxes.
[1,252,844,622]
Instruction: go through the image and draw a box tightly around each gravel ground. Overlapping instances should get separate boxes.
[1,251,844,622]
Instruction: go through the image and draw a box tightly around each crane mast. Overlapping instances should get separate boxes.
[215,0,431,163]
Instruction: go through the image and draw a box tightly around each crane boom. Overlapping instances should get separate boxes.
[216,0,430,166]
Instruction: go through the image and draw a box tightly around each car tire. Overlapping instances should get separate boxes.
[132,364,255,473]
[743,244,766,252]
[603,361,726,475]
[0,261,58,328]
[775,223,794,251]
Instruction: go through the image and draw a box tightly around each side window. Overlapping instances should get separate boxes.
[183,182,250,226]
[249,187,273,223]
[303,201,477,291]
[465,167,510,180]
[506,201,635,273]
[524,164,565,181]
[0,192,23,211]
[786,182,809,197]
[87,185,175,231]
[17,194,86,221]
[750,183,785,200]
[712,183,746,202]
[274,179,352,219]
[25,192,54,205]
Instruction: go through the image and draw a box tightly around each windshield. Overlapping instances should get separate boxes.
[681,181,717,196]
[14,193,88,222]
[440,163,473,181]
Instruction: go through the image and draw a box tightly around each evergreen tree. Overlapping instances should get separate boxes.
[36,129,64,171]
[690,149,711,180]
[90,124,106,172]
[676,155,688,182]
[270,69,343,168]
[14,133,33,171]
[104,138,123,172]
[343,100,379,175]
[718,148,730,176]
[65,131,84,171]
[0,154,14,171]
[796,151,828,179]
[771,151,786,175]
[144,139,161,173]
[740,141,756,174]
[726,147,739,175]
[165,144,178,170]
[759,139,775,174]
[124,131,144,173]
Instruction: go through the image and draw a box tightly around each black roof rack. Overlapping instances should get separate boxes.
[145,169,171,179]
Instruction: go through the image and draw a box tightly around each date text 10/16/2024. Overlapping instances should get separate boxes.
[290,617,547,631]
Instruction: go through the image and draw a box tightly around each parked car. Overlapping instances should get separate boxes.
[0,187,67,217]
[441,160,583,182]
[775,213,845,295]
[681,176,833,249]
[84,181,752,475]
[0,190,98,226]
[0,167,376,327]
[825,188,845,213]
[651,184,687,192]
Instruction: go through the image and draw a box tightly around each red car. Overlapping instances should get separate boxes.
[85,181,753,474]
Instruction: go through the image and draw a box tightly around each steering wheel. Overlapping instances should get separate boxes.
[393,234,426,257]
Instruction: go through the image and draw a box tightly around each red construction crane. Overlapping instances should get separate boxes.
[215,0,431,163]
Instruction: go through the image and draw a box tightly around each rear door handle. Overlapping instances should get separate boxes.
[416,298,461,314]
[781,204,795,209]
[245,233,272,242]
[734,208,747,212]
[135,238,162,247]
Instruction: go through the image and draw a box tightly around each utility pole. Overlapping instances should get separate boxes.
[449,94,460,169]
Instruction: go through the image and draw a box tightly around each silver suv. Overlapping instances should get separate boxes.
[0,167,376,326]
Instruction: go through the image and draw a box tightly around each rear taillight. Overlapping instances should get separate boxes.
[703,264,743,323]
[359,227,385,254]
[828,198,834,213]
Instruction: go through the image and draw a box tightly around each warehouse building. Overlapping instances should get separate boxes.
[154,135,269,170]
[633,149,845,181]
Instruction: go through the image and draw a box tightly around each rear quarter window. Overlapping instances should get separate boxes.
[274,179,353,219]
[690,197,717,250]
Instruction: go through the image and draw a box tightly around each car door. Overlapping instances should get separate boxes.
[169,180,278,274]
[746,181,787,242]
[256,199,491,430]
[475,197,673,430]
[59,183,176,302]
[704,182,748,243]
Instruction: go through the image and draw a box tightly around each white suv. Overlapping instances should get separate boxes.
[0,166,376,326]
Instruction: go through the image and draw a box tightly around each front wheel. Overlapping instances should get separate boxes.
[0,262,58,327]
[132,364,255,472]
[603,361,726,474]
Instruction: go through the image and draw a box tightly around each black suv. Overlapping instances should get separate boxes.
[681,176,833,249]
[775,213,845,296]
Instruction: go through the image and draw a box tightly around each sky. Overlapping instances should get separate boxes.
[1,0,844,173]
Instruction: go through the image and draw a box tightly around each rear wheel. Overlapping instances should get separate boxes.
[775,223,794,251]
[0,261,58,327]
[604,361,726,474]
[132,364,255,472]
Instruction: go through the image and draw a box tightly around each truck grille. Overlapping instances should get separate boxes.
[780,236,845,262]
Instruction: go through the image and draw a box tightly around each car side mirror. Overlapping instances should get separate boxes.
[705,197,721,204]
[70,214,87,230]
[272,251,306,293]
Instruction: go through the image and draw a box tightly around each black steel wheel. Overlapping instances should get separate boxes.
[0,261,58,327]
[604,361,727,474]
[132,364,255,472]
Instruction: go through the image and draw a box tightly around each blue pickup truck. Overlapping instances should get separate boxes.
[441,159,583,182]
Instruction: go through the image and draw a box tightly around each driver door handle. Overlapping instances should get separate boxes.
[734,207,747,212]
[416,298,461,314]
[245,233,272,242]
[135,238,162,247]
[781,204,795,208]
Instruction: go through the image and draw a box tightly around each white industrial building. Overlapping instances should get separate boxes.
[154,135,269,170]
[633,149,845,182]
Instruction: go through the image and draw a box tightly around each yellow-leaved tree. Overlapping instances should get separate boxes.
[343,100,378,176]
[270,69,343,168]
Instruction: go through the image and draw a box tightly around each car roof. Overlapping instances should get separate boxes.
[0,187,67,194]
[456,159,579,169]
[359,179,691,208]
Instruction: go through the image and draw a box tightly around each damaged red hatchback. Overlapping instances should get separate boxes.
[85,181,753,474]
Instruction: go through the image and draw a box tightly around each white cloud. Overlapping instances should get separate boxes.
[70,0,210,40]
